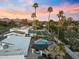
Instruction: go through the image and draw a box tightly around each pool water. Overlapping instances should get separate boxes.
[34,39,48,44]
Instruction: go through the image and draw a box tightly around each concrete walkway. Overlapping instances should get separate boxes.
[26,48,40,59]
[26,41,41,59]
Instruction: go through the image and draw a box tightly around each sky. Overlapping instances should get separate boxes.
[0,0,79,21]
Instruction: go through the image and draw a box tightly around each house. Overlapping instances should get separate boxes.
[0,32,31,59]
[10,26,30,35]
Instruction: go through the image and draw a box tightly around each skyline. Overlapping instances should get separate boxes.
[0,0,79,21]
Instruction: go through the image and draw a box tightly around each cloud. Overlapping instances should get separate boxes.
[0,0,8,1]
[0,1,79,21]
[61,3,79,13]
[0,8,31,19]
[36,3,79,16]
[37,3,79,21]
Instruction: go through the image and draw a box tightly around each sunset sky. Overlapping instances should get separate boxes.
[0,0,79,21]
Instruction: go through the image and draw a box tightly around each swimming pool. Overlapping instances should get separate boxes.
[34,39,48,44]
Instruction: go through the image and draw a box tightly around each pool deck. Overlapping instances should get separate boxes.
[26,41,41,59]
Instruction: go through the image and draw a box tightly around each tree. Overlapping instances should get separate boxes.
[67,17,73,26]
[59,16,66,28]
[44,43,65,59]
[21,19,28,26]
[32,3,39,29]
[57,10,64,21]
[67,17,77,32]
[57,11,66,40]
[47,20,56,33]
[31,13,36,26]
[33,3,38,17]
[44,44,59,59]
[57,10,65,27]
[33,20,42,29]
[48,7,53,32]
[31,13,36,19]
[9,20,16,27]
[57,43,65,59]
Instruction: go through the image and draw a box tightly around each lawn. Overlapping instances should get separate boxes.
[36,31,42,35]
[0,25,6,30]
[36,31,48,35]
[43,36,50,40]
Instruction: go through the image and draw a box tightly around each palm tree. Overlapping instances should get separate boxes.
[31,13,36,27]
[31,13,36,19]
[36,20,41,29]
[33,3,38,17]
[57,11,66,40]
[48,20,55,33]
[48,7,53,32]
[59,16,66,28]
[57,10,64,21]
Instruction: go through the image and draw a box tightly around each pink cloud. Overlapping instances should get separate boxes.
[0,3,79,20]
[0,8,31,19]
[38,3,79,15]
[61,3,79,13]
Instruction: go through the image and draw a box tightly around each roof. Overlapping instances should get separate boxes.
[10,27,30,34]
[0,34,31,56]
[4,32,25,37]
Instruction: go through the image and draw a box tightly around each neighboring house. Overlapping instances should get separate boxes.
[10,26,30,35]
[4,32,25,37]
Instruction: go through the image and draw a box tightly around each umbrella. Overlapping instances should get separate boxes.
[32,44,48,50]
[32,38,49,50]
[47,40,55,45]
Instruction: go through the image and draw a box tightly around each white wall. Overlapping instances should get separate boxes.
[0,55,25,59]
